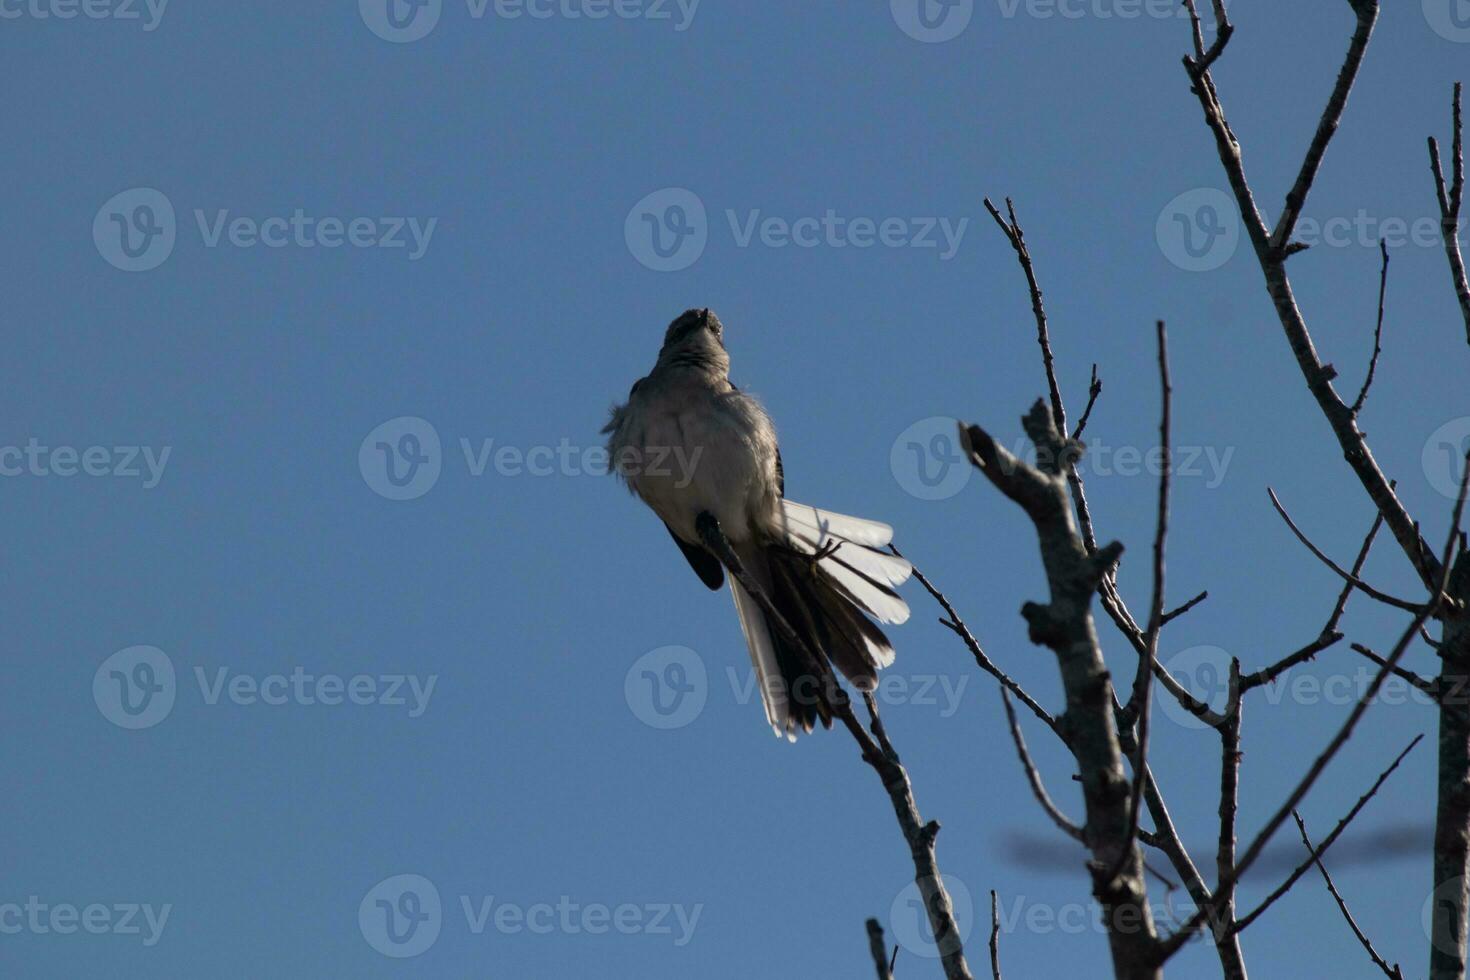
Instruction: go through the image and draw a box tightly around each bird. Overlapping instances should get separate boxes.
[603,308,913,739]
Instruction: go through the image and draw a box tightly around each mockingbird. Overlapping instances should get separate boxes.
[604,308,912,739]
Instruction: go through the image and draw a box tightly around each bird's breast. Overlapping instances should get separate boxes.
[623,385,779,545]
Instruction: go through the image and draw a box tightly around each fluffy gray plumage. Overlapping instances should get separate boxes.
[604,308,912,739]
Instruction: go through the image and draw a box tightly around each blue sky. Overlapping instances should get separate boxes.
[4,1,1470,977]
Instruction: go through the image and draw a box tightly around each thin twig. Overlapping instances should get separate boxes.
[1215,659,1244,955]
[1179,0,1441,592]
[1351,643,1437,698]
[1233,734,1425,934]
[983,198,1067,436]
[1268,487,1436,614]
[1175,588,1447,956]
[1268,1,1378,252]
[895,546,1059,736]
[1184,0,1234,73]
[1161,590,1209,626]
[1325,507,1388,634]
[983,197,1102,556]
[1072,364,1102,440]
[1235,508,1368,693]
[989,891,1003,980]
[695,513,974,980]
[1240,631,1346,693]
[1113,321,1172,883]
[1351,240,1390,415]
[1164,488,1463,961]
[1000,688,1085,842]
[1428,82,1469,346]
[1293,812,1406,979]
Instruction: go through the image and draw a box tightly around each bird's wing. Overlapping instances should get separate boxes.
[664,521,724,590]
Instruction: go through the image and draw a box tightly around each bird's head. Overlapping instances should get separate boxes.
[656,307,729,372]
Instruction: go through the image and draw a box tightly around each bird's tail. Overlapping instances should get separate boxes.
[729,500,913,740]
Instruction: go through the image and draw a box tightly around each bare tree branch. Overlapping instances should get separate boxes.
[896,546,1060,736]
[1072,364,1102,441]
[1202,655,1246,971]
[1233,734,1425,934]
[989,891,1003,980]
[866,918,894,980]
[1426,81,1470,980]
[984,198,1067,436]
[1428,82,1469,346]
[1162,501,1461,963]
[1351,642,1437,698]
[1293,811,1407,979]
[1269,1,1378,251]
[1161,590,1209,626]
[1000,687,1085,842]
[984,197,1103,557]
[1326,507,1388,632]
[1236,507,1376,692]
[1240,631,1346,693]
[1179,0,1442,591]
[958,405,1160,979]
[694,513,974,980]
[1112,322,1172,883]
[1267,487,1440,614]
[1351,240,1390,415]
[1150,656,1229,729]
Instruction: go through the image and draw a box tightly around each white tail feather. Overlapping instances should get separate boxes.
[782,523,913,588]
[779,501,894,548]
[729,578,795,741]
[777,500,912,625]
